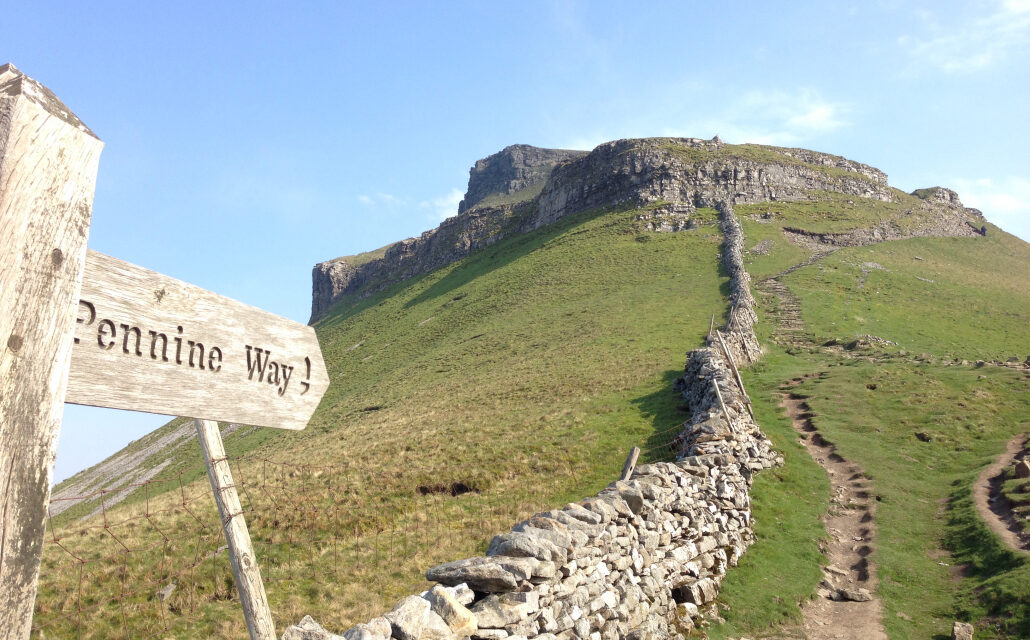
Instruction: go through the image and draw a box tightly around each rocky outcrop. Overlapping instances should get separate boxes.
[309,144,584,322]
[532,138,890,231]
[310,137,979,323]
[458,145,587,214]
[309,201,534,321]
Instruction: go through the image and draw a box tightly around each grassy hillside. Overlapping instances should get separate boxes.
[709,197,1030,639]
[39,181,1030,640]
[37,203,732,638]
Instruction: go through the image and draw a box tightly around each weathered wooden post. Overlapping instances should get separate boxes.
[620,446,640,481]
[196,419,276,639]
[0,64,104,640]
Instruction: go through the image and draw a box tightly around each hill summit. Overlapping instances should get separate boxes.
[310,137,984,322]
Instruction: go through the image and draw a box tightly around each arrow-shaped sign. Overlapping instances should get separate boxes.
[65,250,329,430]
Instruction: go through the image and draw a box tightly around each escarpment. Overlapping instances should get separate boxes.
[310,138,984,323]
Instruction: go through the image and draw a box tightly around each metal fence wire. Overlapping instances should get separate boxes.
[33,435,683,639]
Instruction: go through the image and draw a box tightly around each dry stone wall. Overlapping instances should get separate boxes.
[283,206,782,640]
[714,202,761,367]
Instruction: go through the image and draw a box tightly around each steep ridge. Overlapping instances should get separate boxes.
[311,138,981,323]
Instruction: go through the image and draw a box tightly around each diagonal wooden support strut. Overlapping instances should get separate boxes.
[195,419,277,640]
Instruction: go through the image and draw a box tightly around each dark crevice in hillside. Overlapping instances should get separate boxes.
[416,482,479,498]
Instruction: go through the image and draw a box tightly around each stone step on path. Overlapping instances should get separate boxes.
[754,251,834,349]
[779,376,887,640]
[754,278,806,348]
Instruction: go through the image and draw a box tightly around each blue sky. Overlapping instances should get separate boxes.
[3,1,1027,482]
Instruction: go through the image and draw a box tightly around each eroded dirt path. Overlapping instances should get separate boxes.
[781,379,888,640]
[973,434,1030,555]
[753,251,833,350]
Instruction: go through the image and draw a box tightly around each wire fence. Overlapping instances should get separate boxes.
[32,430,685,639]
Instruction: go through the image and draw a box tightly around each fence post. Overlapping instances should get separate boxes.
[0,63,103,640]
[194,419,276,640]
[714,330,754,419]
[620,447,640,481]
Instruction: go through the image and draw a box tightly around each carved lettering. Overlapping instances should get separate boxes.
[148,331,169,362]
[300,356,311,395]
[208,346,223,372]
[246,345,271,382]
[77,301,227,375]
[120,324,143,356]
[75,300,96,344]
[74,302,319,393]
[97,319,116,349]
[174,326,184,365]
[278,365,293,397]
[188,341,205,369]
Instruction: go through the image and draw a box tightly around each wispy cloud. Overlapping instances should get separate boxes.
[953,176,1030,241]
[356,193,407,207]
[666,89,851,146]
[419,188,464,221]
[898,1,1030,73]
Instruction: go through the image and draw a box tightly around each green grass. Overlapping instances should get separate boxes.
[656,141,885,187]
[1000,475,1030,533]
[329,244,391,267]
[737,215,814,279]
[707,349,829,638]
[784,224,1030,361]
[796,361,1030,639]
[43,167,1030,638]
[471,180,549,210]
[711,204,1030,639]
[39,203,733,638]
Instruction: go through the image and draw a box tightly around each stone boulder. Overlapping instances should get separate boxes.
[424,584,477,637]
[384,596,455,640]
[281,615,344,640]
[952,620,974,640]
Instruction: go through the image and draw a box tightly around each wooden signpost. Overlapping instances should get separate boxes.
[0,64,328,640]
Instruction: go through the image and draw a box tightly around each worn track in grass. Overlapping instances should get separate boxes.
[974,434,1030,555]
[781,380,887,640]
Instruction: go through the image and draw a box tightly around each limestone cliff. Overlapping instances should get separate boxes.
[310,138,983,323]
[458,144,588,214]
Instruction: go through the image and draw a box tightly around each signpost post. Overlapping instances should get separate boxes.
[0,64,329,640]
[0,63,104,640]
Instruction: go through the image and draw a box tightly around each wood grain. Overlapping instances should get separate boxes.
[620,446,640,482]
[0,63,103,640]
[66,251,329,430]
[195,419,277,640]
